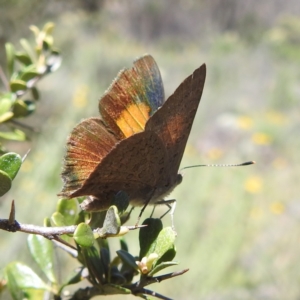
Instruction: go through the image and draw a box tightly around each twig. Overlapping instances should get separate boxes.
[125,269,189,298]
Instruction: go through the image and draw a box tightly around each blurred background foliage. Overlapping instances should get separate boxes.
[0,0,299,299]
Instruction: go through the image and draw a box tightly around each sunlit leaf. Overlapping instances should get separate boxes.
[15,52,32,66]
[0,152,22,179]
[0,97,13,115]
[42,22,55,36]
[148,261,178,277]
[5,43,15,77]
[10,80,27,93]
[5,262,51,291]
[0,111,14,123]
[56,198,78,226]
[27,235,57,283]
[20,70,39,82]
[74,223,94,247]
[97,206,121,238]
[0,129,26,141]
[20,38,35,62]
[51,212,66,227]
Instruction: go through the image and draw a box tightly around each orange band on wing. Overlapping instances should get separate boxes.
[116,102,151,137]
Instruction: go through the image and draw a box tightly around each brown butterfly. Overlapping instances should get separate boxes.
[59,55,206,214]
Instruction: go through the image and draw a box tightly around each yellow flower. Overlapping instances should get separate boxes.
[237,116,253,130]
[270,202,285,215]
[207,148,223,160]
[266,111,287,125]
[244,176,263,193]
[252,132,272,145]
[73,85,89,108]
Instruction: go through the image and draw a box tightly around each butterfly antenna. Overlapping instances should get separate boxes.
[181,160,255,171]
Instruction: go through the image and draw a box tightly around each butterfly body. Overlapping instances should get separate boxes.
[59,55,206,212]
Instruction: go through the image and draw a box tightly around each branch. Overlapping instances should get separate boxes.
[125,269,189,299]
[1,200,142,240]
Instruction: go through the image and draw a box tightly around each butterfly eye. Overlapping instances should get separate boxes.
[177,174,183,185]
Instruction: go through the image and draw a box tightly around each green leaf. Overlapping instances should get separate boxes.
[120,238,128,252]
[29,25,40,38]
[15,52,32,66]
[0,152,22,180]
[139,218,163,259]
[0,129,26,141]
[102,283,131,295]
[74,223,94,247]
[31,87,39,100]
[51,212,66,227]
[82,246,104,285]
[13,100,36,118]
[0,170,12,196]
[117,250,139,271]
[27,235,57,283]
[148,261,178,277]
[42,22,55,35]
[97,206,121,238]
[152,227,176,262]
[20,70,40,82]
[0,111,14,123]
[0,97,13,115]
[10,80,27,93]
[56,198,78,226]
[5,262,51,292]
[5,43,15,77]
[20,38,35,62]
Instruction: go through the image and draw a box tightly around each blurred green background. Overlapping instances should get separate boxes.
[0,1,300,299]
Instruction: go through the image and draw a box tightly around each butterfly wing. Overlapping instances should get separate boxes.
[99,55,164,139]
[59,117,118,198]
[71,130,168,211]
[146,64,206,182]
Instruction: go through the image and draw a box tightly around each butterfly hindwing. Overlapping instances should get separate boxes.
[71,130,168,210]
[60,117,118,198]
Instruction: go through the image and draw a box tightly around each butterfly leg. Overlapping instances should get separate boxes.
[150,205,156,218]
[154,199,177,231]
[136,194,154,226]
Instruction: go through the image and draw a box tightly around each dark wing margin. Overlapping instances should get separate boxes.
[145,64,206,179]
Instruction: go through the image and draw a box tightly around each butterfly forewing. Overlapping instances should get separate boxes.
[146,64,206,181]
[99,55,164,139]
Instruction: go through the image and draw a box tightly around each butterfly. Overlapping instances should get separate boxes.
[59,55,206,213]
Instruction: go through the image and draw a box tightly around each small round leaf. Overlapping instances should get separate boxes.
[0,152,22,180]
[74,223,94,247]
